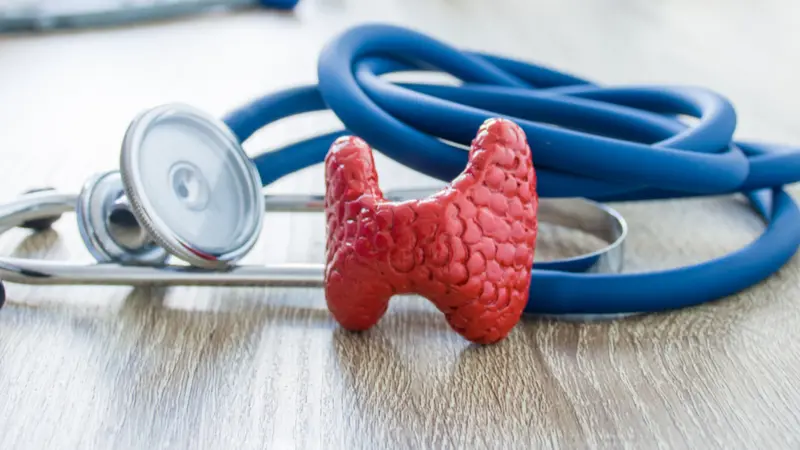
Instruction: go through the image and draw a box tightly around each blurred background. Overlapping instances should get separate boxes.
[1,0,798,194]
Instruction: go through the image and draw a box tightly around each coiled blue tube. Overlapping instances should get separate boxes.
[223,23,800,316]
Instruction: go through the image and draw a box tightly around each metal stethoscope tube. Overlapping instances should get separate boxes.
[0,189,626,287]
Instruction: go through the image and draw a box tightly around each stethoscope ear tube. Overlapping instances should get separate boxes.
[0,190,625,284]
[18,188,63,231]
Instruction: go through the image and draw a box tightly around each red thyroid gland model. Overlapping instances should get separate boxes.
[323,118,538,344]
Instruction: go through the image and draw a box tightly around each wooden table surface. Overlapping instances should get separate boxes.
[1,0,799,448]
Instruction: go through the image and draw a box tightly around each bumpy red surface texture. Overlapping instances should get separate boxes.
[323,118,538,344]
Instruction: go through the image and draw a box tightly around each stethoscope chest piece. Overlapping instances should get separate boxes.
[77,170,169,265]
[77,103,265,269]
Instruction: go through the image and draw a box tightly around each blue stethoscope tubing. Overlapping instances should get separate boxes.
[223,24,800,316]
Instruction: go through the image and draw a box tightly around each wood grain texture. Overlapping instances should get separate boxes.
[0,0,799,448]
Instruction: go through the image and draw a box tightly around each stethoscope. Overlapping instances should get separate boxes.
[1,24,799,334]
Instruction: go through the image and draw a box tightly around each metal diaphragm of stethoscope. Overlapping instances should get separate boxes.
[2,23,799,341]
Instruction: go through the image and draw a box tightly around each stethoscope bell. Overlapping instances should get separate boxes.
[77,171,169,265]
[76,103,264,269]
